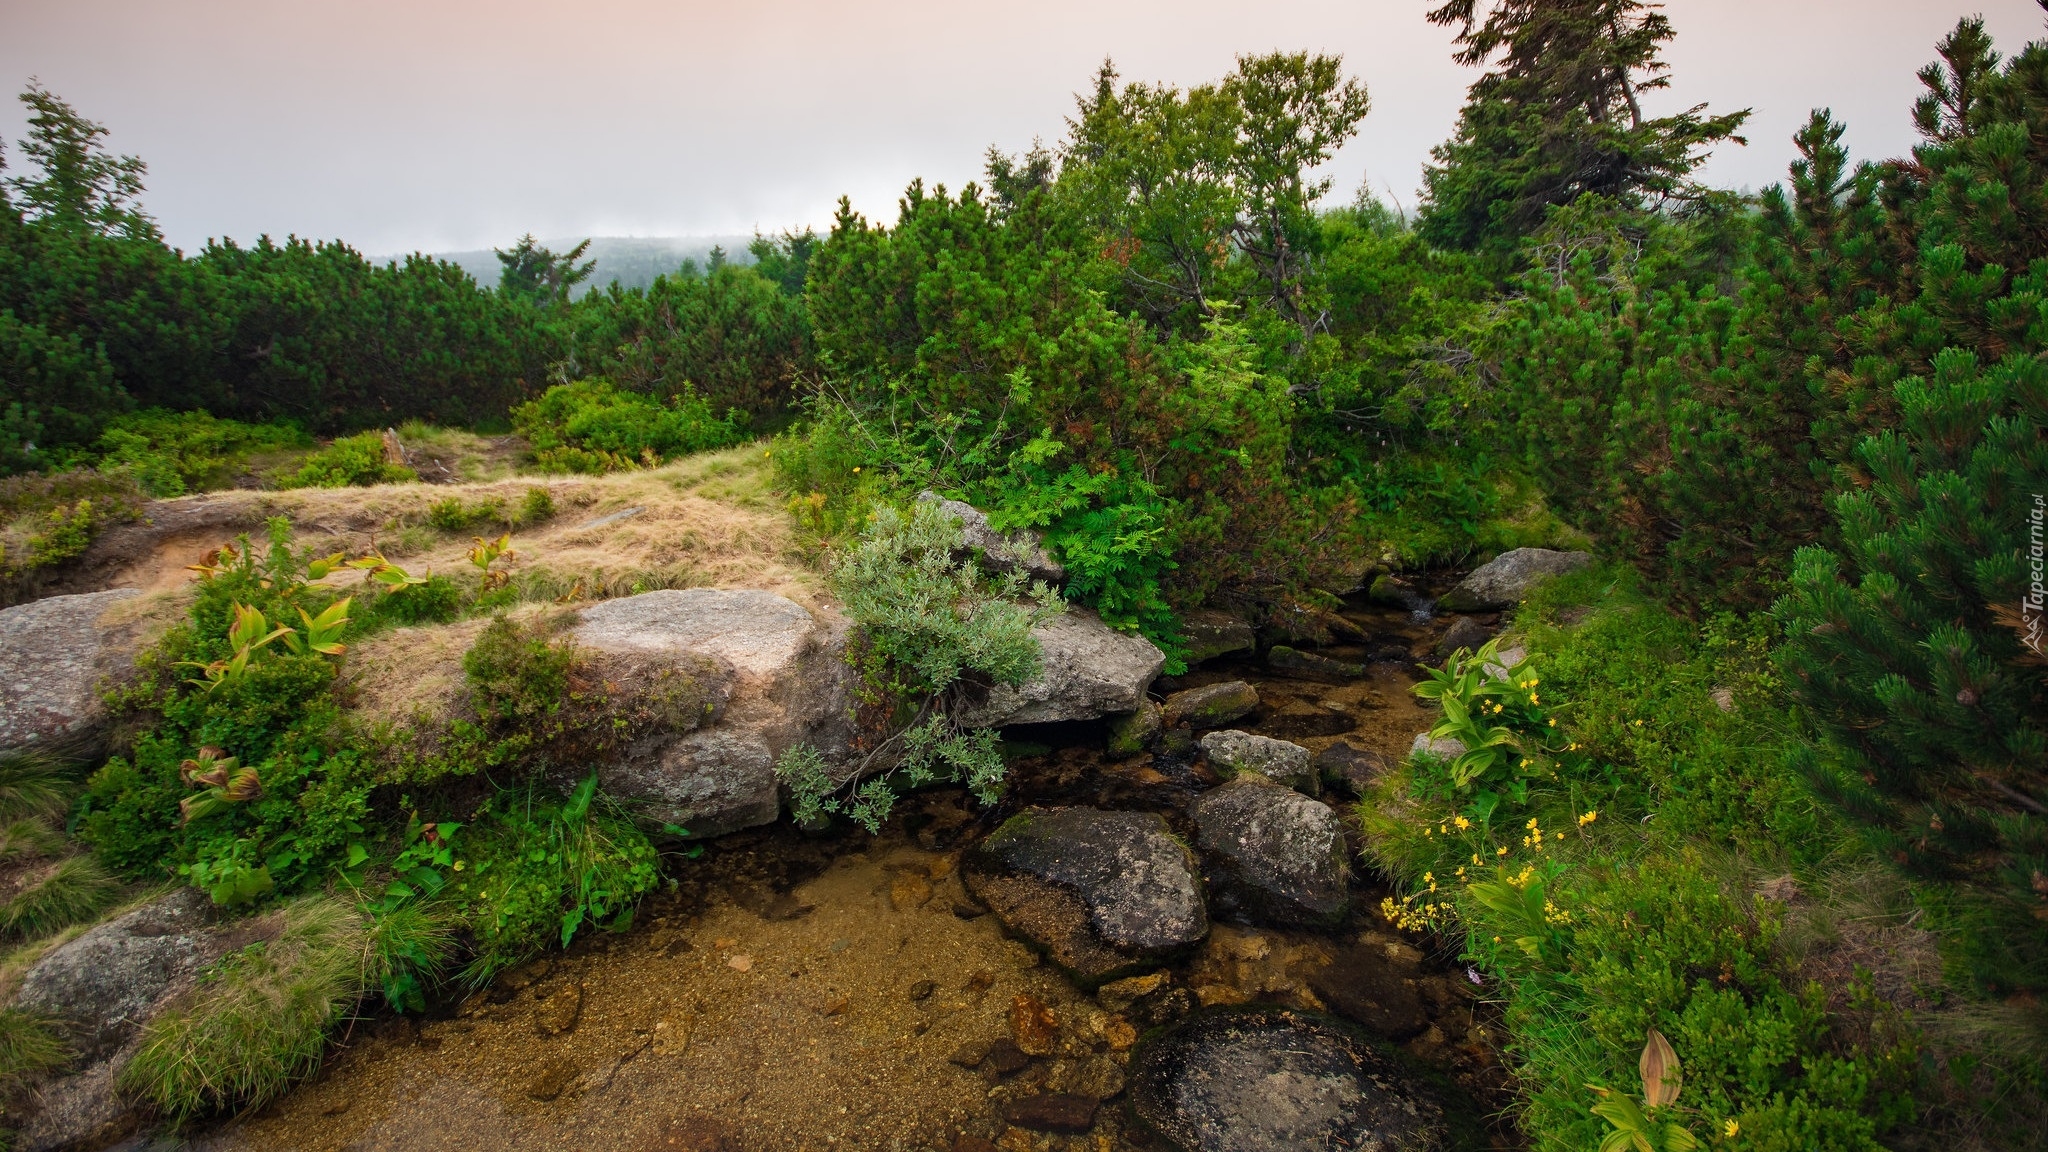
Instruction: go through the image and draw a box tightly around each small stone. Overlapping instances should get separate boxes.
[996,1129,1038,1152]
[1434,616,1492,658]
[1011,994,1059,1056]
[891,873,935,911]
[909,980,938,1001]
[1711,685,1736,712]
[1265,645,1365,682]
[953,1136,1002,1152]
[1181,608,1256,664]
[1314,741,1389,796]
[965,968,997,992]
[950,1038,995,1068]
[639,1117,739,1152]
[1198,730,1316,794]
[1367,573,1421,608]
[726,954,754,972]
[1105,700,1163,759]
[985,1037,1032,1075]
[713,937,738,949]
[953,901,988,920]
[1104,1019,1137,1051]
[819,995,850,1017]
[524,1058,580,1101]
[1095,972,1170,1013]
[1069,1053,1128,1100]
[1409,732,1466,760]
[1162,681,1259,728]
[533,982,584,1036]
[1002,1092,1099,1134]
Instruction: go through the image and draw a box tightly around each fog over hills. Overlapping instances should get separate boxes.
[415,235,760,297]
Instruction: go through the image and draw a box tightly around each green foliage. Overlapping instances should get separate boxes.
[495,234,592,311]
[274,431,416,489]
[556,260,814,418]
[511,378,747,473]
[1768,19,2048,992]
[1419,0,1749,262]
[778,502,1062,832]
[119,895,367,1122]
[86,408,308,497]
[449,775,660,982]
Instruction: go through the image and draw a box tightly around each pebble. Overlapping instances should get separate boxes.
[532,982,584,1036]
[726,954,754,972]
[1009,994,1059,1056]
[524,1058,580,1101]
[909,980,937,1001]
[1002,1092,1098,1134]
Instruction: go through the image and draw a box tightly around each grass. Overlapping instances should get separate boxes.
[0,854,121,942]
[0,1008,67,1096]
[119,895,369,1122]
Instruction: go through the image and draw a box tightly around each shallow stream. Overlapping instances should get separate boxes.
[193,589,1518,1152]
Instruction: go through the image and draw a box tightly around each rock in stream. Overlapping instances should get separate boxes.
[1128,1007,1445,1152]
[963,806,1207,986]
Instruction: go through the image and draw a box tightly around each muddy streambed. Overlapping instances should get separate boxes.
[195,591,1517,1152]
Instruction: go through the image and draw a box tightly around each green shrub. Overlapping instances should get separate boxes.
[90,409,308,497]
[517,485,555,525]
[274,431,416,489]
[777,501,1062,832]
[119,895,367,1121]
[511,378,746,474]
[366,573,463,627]
[450,775,660,982]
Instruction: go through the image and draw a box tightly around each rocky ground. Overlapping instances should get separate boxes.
[0,454,1583,1151]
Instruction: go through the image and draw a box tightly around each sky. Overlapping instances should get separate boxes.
[2,0,2044,256]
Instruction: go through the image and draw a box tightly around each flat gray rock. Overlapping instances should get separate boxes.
[1180,609,1254,664]
[1193,776,1350,927]
[1199,730,1316,794]
[1163,681,1258,729]
[573,589,855,837]
[0,588,144,758]
[1435,548,1591,612]
[964,807,1207,986]
[1410,732,1467,760]
[951,608,1165,728]
[1128,1008,1444,1152]
[915,492,1065,585]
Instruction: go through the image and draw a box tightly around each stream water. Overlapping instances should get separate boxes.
[192,589,1518,1152]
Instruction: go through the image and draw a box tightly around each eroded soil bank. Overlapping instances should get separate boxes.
[194,590,1515,1152]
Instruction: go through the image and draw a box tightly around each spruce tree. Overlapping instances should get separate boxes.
[1778,16,2048,990]
[1419,0,1748,262]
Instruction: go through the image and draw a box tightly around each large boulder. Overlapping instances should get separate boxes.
[964,807,1208,986]
[1435,548,1592,612]
[11,889,225,1152]
[571,589,856,837]
[1128,1007,1444,1152]
[1199,730,1316,795]
[951,608,1165,728]
[1192,775,1351,927]
[915,492,1065,585]
[0,588,146,759]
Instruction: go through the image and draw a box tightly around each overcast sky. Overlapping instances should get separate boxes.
[3,0,2044,256]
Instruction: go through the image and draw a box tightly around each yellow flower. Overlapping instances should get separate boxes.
[1579,810,1598,826]
[852,466,862,473]
[1553,830,1563,840]
[1526,818,1540,830]
[1453,815,1471,830]
[1423,872,1434,883]
[1548,718,1557,727]
[1633,719,1644,726]
[1497,845,1508,856]
[1724,1120,1740,1138]
[1472,853,1482,864]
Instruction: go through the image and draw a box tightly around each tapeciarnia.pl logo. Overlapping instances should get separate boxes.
[2027,492,2045,657]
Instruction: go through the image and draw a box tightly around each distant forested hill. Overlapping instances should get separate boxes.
[426,235,758,296]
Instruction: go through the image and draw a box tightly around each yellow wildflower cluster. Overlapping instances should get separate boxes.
[1522,817,1547,851]
[1578,810,1598,827]
[1378,893,1450,933]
